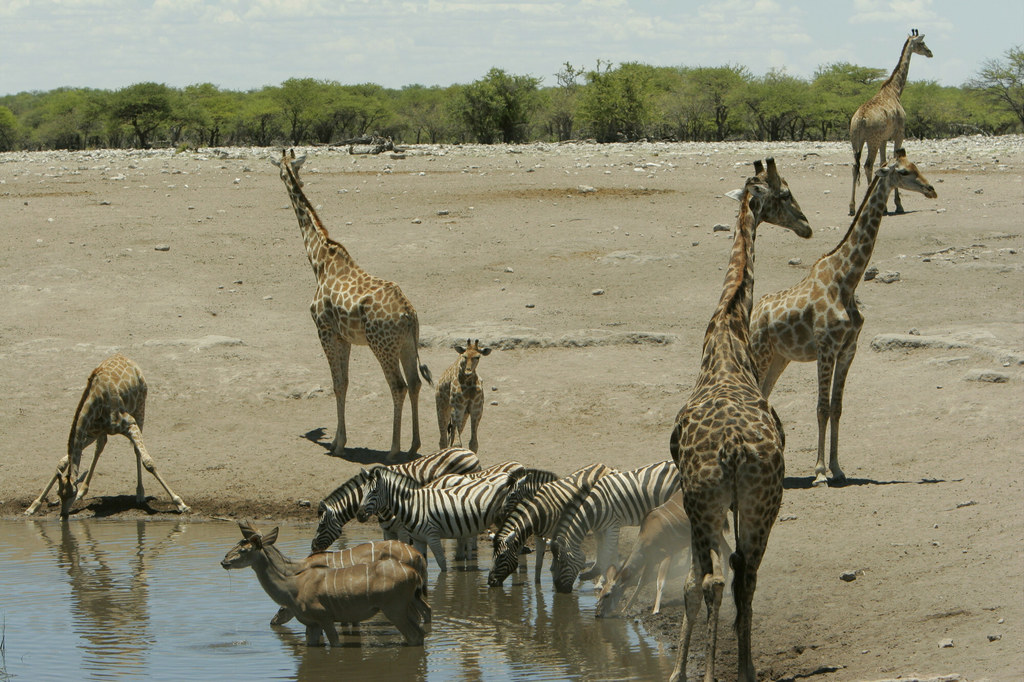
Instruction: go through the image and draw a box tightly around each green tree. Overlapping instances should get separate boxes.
[273,78,325,145]
[811,62,885,139]
[111,82,173,148]
[577,61,657,142]
[740,69,811,141]
[396,85,451,143]
[236,87,282,146]
[452,68,541,143]
[969,45,1024,127]
[0,105,20,150]
[182,83,236,146]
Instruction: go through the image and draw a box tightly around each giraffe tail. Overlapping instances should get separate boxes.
[418,355,432,386]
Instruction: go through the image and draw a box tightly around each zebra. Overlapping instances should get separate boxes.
[488,462,615,587]
[310,447,480,553]
[549,460,681,593]
[355,466,516,571]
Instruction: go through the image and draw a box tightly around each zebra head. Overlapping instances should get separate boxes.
[551,541,585,594]
[354,468,380,523]
[487,528,520,587]
[310,501,338,554]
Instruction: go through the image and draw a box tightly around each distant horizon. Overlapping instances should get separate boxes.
[2,0,1021,98]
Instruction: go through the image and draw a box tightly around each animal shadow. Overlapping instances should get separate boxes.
[783,476,949,490]
[300,428,401,466]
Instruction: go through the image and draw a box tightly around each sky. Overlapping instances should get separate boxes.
[1,0,1022,96]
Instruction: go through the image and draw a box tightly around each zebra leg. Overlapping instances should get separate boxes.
[427,535,448,572]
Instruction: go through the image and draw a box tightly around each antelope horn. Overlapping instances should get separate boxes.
[766,157,781,189]
[753,160,764,174]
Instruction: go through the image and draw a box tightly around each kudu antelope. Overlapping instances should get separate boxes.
[221,521,428,646]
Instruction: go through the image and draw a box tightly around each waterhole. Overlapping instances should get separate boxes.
[0,519,673,680]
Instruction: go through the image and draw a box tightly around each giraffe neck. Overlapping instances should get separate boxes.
[279,168,356,279]
[699,196,758,379]
[824,172,892,291]
[880,37,915,98]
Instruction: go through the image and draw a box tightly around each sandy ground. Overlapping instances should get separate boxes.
[1,138,1021,680]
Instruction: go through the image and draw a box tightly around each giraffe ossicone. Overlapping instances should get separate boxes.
[849,29,933,216]
[25,354,189,517]
[750,149,937,487]
[273,149,432,461]
[669,159,810,682]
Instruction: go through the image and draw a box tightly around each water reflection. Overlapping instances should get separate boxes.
[31,519,187,677]
[0,521,671,681]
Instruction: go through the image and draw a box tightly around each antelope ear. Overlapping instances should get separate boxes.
[269,156,281,167]
[480,347,492,356]
[724,188,744,202]
[292,154,306,169]
[454,345,466,355]
[263,527,280,546]
[894,148,907,159]
[238,519,258,539]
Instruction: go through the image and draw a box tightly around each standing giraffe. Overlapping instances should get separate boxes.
[25,354,190,517]
[435,339,491,452]
[750,149,936,486]
[669,159,811,682]
[271,149,432,461]
[849,29,933,216]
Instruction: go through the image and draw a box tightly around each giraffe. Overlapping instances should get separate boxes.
[849,29,933,216]
[271,149,432,461]
[435,339,492,452]
[669,159,811,682]
[750,149,936,486]
[25,354,190,517]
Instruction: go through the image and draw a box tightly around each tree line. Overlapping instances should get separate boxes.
[1,47,1021,152]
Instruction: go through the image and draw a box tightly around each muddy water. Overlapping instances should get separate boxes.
[0,519,672,680]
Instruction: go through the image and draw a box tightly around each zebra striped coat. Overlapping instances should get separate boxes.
[356,466,516,571]
[549,460,681,593]
[488,463,615,587]
[310,448,480,553]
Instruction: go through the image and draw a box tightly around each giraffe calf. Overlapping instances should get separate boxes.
[435,339,491,453]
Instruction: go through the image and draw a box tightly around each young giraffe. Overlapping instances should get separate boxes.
[669,159,811,682]
[25,354,190,517]
[750,149,937,486]
[849,29,933,216]
[435,339,491,452]
[271,149,432,461]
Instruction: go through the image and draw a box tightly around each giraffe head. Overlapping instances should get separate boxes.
[730,158,812,239]
[270,148,307,187]
[907,29,933,59]
[878,149,938,200]
[57,470,78,517]
[454,339,491,380]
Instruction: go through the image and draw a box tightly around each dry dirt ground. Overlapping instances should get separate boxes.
[1,137,1021,681]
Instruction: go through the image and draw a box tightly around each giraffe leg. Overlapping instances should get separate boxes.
[813,353,837,486]
[732,469,781,682]
[467,398,483,453]
[25,455,71,515]
[370,340,407,461]
[889,137,906,214]
[758,354,791,399]
[669,551,704,682]
[75,434,107,502]
[118,416,189,512]
[450,406,466,449]
[435,391,452,450]
[849,142,863,216]
[399,339,424,456]
[827,335,860,484]
[318,328,351,457]
[861,142,879,212]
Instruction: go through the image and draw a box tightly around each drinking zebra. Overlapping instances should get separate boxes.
[549,460,681,593]
[355,466,518,571]
[488,462,615,587]
[310,447,480,553]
